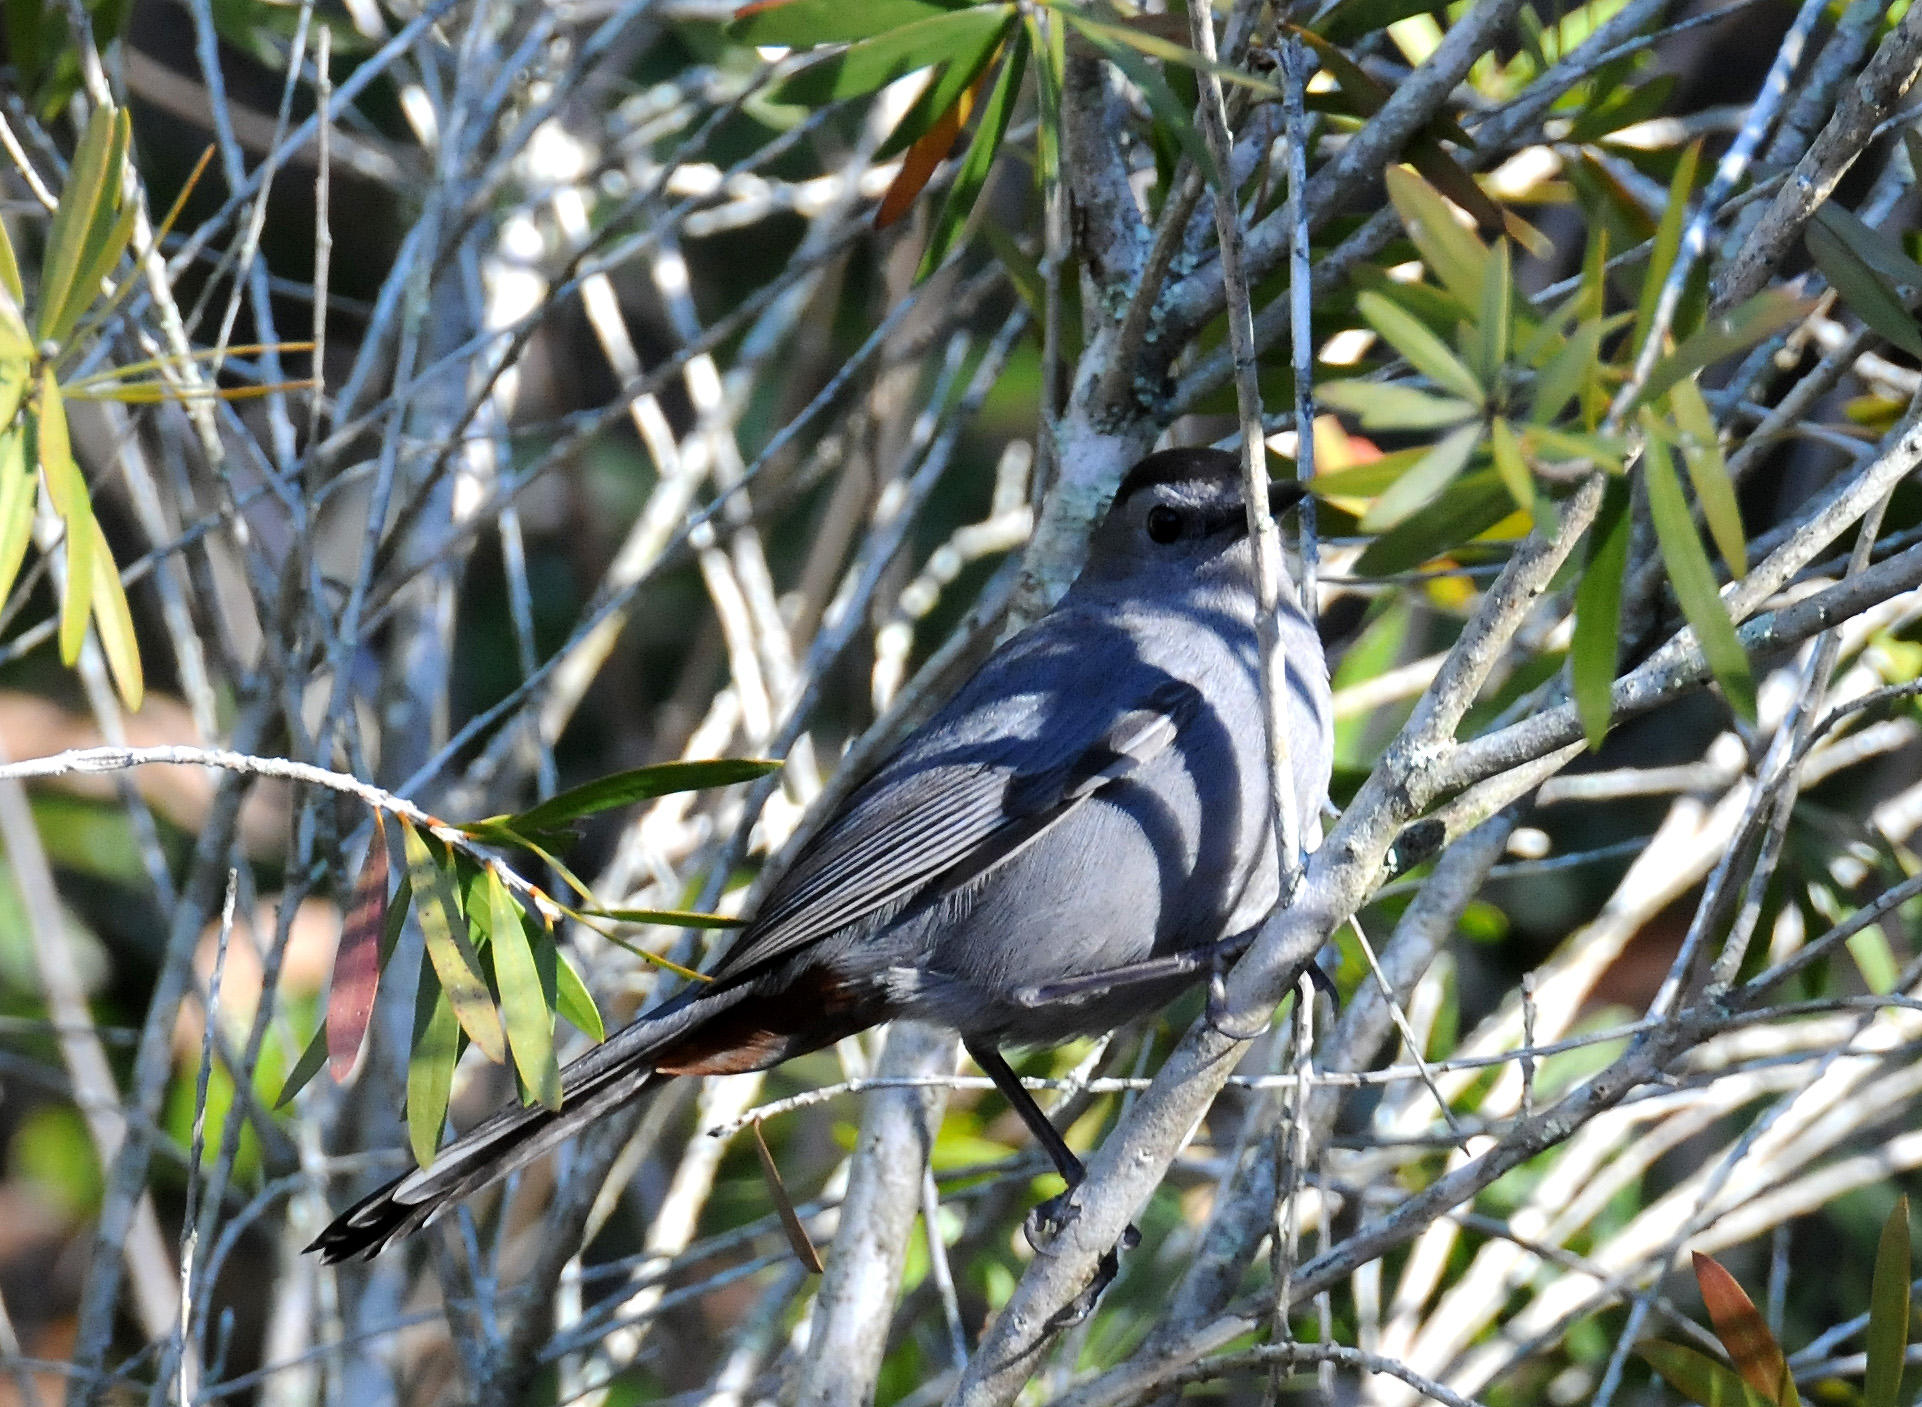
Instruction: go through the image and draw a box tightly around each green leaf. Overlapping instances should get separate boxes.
[1026,9,1064,186]
[772,8,1011,104]
[1357,291,1485,403]
[407,954,461,1168]
[1641,409,1754,723]
[1523,423,1627,473]
[1354,468,1517,576]
[1487,416,1531,512]
[1475,237,1512,387]
[1384,165,1490,312]
[86,517,141,710]
[1631,289,1806,413]
[1059,10,1220,187]
[1865,1196,1910,1407]
[1359,420,1482,532]
[505,758,782,836]
[1317,380,1476,430]
[1669,376,1746,577]
[728,0,966,46]
[595,906,747,928]
[1313,0,1445,45]
[553,946,603,1042]
[35,105,119,345]
[33,373,94,665]
[1049,9,1279,96]
[1806,217,1922,360]
[486,870,561,1111]
[276,1021,331,1107]
[1565,74,1675,144]
[1632,140,1701,357]
[0,205,23,310]
[400,819,507,1064]
[0,358,28,427]
[0,427,34,609]
[1636,1341,1775,1407]
[875,19,1009,159]
[1812,201,1922,290]
[1529,314,1622,426]
[52,109,133,347]
[918,28,1027,280]
[1572,474,1630,747]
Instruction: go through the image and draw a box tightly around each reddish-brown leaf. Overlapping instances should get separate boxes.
[1694,1251,1788,1402]
[875,67,989,229]
[753,1120,824,1273]
[327,817,390,1080]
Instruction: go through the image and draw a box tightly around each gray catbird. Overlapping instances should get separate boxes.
[311,446,1334,1289]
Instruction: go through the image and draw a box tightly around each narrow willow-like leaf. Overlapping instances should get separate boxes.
[35,106,118,345]
[407,955,460,1168]
[0,359,27,426]
[0,427,33,608]
[1314,0,1453,44]
[1865,1196,1910,1407]
[729,0,965,46]
[875,21,1005,162]
[1694,1252,1787,1402]
[53,110,133,347]
[1631,289,1806,413]
[553,947,604,1042]
[1050,7,1280,96]
[918,30,1026,280]
[1572,475,1630,747]
[1358,420,1482,532]
[401,819,507,1064]
[1357,292,1485,403]
[1384,164,1490,312]
[772,8,1011,104]
[1317,380,1476,430]
[1632,140,1701,356]
[1353,468,1515,577]
[1487,416,1531,512]
[752,1119,825,1272]
[1637,1340,1774,1407]
[595,906,748,928]
[327,819,391,1080]
[486,870,561,1111]
[34,373,94,665]
[1475,237,1512,388]
[87,518,142,710]
[1529,315,1619,426]
[1806,218,1922,359]
[277,1021,331,1108]
[1060,11,1219,186]
[506,758,782,834]
[1669,377,1746,577]
[1812,201,1922,289]
[0,207,22,308]
[1642,413,1755,722]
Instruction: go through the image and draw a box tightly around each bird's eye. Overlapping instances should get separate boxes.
[1146,505,1184,543]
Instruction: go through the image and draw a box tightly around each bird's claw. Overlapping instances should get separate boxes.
[1205,966,1269,1041]
[1023,1192,1140,1328]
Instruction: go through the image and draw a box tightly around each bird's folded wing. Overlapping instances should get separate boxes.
[709,674,1202,981]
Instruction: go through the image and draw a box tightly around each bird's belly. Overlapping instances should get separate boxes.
[888,769,1269,1043]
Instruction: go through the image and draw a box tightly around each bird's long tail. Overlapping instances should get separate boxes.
[308,982,742,1263]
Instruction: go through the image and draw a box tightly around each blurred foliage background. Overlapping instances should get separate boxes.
[1,0,1921,1404]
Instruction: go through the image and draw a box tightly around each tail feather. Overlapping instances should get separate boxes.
[309,985,728,1263]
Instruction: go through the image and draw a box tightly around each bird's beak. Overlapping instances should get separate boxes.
[1267,479,1309,516]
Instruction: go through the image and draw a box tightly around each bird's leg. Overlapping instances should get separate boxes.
[964,1040,1138,1326]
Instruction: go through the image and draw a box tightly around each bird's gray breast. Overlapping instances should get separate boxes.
[890,600,1290,1042]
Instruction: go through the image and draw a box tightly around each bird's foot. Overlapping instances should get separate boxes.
[1023,1192,1141,1328]
[1205,964,1269,1041]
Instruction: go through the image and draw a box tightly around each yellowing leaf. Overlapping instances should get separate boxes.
[0,428,33,609]
[486,869,561,1111]
[87,519,142,710]
[401,819,507,1065]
